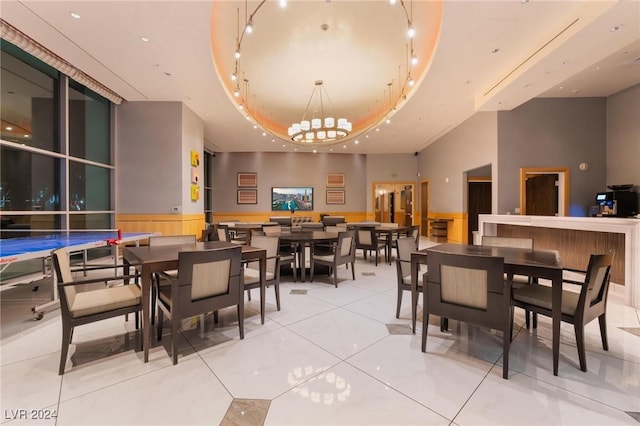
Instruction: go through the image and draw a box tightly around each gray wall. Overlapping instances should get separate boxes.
[116,101,184,214]
[418,112,498,213]
[366,153,419,213]
[497,98,606,216]
[606,84,640,208]
[181,104,204,214]
[211,152,367,213]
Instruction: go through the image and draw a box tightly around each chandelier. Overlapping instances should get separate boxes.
[287,81,351,145]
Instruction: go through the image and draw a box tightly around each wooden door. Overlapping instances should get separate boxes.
[403,186,412,226]
[421,181,429,236]
[468,181,492,244]
[526,174,558,216]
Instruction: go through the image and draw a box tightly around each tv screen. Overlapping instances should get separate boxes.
[271,187,313,211]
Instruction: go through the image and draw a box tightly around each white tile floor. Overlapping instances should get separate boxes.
[1,238,639,425]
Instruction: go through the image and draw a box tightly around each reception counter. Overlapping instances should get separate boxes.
[478,214,640,309]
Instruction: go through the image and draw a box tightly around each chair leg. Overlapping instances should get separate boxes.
[333,264,338,287]
[237,304,244,339]
[574,324,587,372]
[532,312,538,329]
[156,306,164,342]
[396,286,403,319]
[274,281,281,311]
[59,325,72,375]
[421,314,429,352]
[598,314,609,351]
[525,309,530,329]
[350,262,355,280]
[171,315,179,365]
[247,289,252,301]
[440,317,448,332]
[310,261,315,282]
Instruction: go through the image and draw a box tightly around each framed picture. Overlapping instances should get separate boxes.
[237,189,257,204]
[326,189,345,204]
[326,173,345,187]
[237,172,257,187]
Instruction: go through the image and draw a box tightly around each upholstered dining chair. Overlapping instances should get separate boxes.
[148,234,197,323]
[395,236,421,318]
[52,247,142,375]
[310,230,356,287]
[422,251,512,379]
[511,252,614,372]
[355,226,387,266]
[156,246,243,364]
[243,234,281,323]
[481,236,536,328]
[263,225,297,282]
[201,227,218,242]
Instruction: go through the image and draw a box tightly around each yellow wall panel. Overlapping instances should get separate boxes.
[116,213,205,238]
[212,211,367,224]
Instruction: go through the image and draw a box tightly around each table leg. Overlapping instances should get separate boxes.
[259,252,266,325]
[141,267,151,363]
[552,270,562,376]
[300,243,307,282]
[410,256,418,333]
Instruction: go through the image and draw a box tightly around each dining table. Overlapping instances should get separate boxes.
[123,241,266,363]
[347,223,412,264]
[278,230,340,281]
[411,243,565,376]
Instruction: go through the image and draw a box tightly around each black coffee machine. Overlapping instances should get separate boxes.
[594,185,638,217]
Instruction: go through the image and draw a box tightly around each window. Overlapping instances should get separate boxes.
[0,42,60,151]
[69,81,111,164]
[0,146,61,211]
[69,161,111,211]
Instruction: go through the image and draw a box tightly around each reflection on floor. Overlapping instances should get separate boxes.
[1,237,639,425]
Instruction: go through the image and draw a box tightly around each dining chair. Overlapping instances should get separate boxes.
[355,226,387,266]
[310,230,356,287]
[243,234,281,323]
[263,226,298,282]
[148,235,197,323]
[422,251,511,379]
[395,236,421,318]
[481,236,535,328]
[155,246,243,364]
[216,224,246,244]
[511,252,614,372]
[201,227,218,242]
[52,247,142,375]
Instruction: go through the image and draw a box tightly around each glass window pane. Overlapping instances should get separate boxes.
[1,147,61,211]
[69,213,111,230]
[69,81,111,164]
[0,44,59,151]
[69,161,111,211]
[0,214,63,238]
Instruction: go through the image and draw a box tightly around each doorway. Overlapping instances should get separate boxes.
[520,168,569,216]
[420,180,429,237]
[467,179,492,243]
[373,182,415,226]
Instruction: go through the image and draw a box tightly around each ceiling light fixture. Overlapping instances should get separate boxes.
[70,12,81,19]
[288,80,352,145]
[225,0,420,148]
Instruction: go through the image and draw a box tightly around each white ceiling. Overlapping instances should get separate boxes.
[1,0,639,154]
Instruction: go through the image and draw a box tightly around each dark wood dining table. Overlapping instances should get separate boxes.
[278,230,339,281]
[123,241,266,363]
[411,243,565,375]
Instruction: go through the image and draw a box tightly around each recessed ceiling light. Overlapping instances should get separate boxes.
[525,83,533,88]
[70,12,81,19]
[313,149,317,153]
[491,48,500,54]
[343,145,347,149]
[571,89,580,94]
[355,140,359,144]
[262,132,266,136]
[141,36,150,42]
[282,144,286,148]
[609,25,623,32]
[558,86,564,90]
[23,134,30,138]
[5,126,12,131]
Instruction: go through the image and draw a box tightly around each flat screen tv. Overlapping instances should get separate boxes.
[271,187,313,211]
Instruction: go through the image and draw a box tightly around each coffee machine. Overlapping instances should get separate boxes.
[594,185,638,217]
